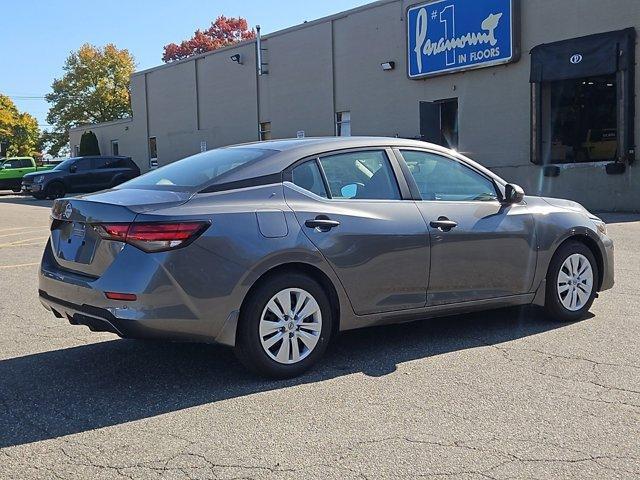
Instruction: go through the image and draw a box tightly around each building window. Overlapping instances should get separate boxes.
[111,140,119,156]
[148,137,157,160]
[419,98,458,150]
[148,137,158,169]
[335,111,351,137]
[259,122,271,141]
[73,145,80,157]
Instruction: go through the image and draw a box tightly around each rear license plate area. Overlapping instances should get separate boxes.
[54,221,98,265]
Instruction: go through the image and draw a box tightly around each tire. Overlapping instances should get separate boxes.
[11,187,21,193]
[32,193,47,200]
[45,182,66,200]
[544,241,599,322]
[235,273,333,378]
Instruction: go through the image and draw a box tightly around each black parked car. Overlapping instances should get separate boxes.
[22,156,140,199]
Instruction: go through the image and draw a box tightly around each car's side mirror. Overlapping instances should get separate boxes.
[503,183,525,204]
[69,165,77,173]
[341,183,359,199]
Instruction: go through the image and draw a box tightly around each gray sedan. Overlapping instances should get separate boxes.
[39,137,614,377]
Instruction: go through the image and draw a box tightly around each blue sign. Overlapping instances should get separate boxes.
[407,0,518,79]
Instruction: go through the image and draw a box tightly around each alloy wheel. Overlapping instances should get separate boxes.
[557,253,594,311]
[259,288,322,364]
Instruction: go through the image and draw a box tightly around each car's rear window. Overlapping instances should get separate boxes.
[122,148,276,189]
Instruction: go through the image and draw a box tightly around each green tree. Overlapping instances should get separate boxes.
[0,94,41,157]
[44,44,135,156]
[79,130,101,156]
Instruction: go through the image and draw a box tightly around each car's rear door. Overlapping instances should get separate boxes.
[284,148,430,315]
[396,148,537,306]
[92,157,117,190]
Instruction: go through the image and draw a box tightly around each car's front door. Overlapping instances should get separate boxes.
[397,149,537,306]
[284,148,430,315]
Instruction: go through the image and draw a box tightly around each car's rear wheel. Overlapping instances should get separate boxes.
[235,273,333,378]
[32,193,47,200]
[46,182,66,199]
[11,187,21,193]
[544,241,598,322]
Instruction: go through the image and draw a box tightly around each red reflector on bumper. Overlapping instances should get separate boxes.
[105,292,137,301]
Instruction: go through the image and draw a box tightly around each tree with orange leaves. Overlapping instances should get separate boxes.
[162,16,256,63]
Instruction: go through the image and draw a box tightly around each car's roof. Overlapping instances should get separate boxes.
[70,155,132,160]
[213,136,454,184]
[230,136,441,153]
[211,136,502,187]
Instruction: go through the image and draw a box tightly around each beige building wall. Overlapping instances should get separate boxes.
[71,0,639,211]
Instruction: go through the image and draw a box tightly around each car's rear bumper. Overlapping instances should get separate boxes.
[39,289,134,337]
[38,241,239,345]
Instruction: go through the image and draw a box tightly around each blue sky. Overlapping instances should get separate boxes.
[0,0,370,128]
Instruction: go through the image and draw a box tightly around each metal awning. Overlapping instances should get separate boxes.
[530,28,635,83]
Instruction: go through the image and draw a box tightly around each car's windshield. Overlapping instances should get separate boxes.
[52,158,77,171]
[122,148,276,189]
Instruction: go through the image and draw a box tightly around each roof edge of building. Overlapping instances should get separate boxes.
[69,117,134,132]
[132,0,396,77]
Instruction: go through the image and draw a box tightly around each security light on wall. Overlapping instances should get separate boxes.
[380,61,396,71]
[230,54,243,65]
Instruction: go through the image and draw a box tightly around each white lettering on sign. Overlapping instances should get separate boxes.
[413,9,503,73]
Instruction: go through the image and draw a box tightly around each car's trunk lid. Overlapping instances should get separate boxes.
[50,189,192,277]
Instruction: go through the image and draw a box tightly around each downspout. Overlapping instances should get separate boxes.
[255,25,262,140]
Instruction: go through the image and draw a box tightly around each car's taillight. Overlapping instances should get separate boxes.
[96,222,209,252]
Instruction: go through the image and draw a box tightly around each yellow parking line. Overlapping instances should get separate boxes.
[0,226,47,234]
[0,230,49,239]
[0,236,49,248]
[0,242,46,248]
[0,262,39,269]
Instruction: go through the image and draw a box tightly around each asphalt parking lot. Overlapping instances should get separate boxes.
[0,191,639,480]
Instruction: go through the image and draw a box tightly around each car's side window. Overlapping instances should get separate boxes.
[291,161,328,198]
[400,150,498,202]
[318,150,400,200]
[75,159,92,171]
[94,158,110,169]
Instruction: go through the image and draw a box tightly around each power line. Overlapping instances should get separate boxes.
[7,96,47,99]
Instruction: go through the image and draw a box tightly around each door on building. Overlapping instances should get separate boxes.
[530,28,636,165]
[419,98,458,150]
[284,148,430,315]
[397,148,537,306]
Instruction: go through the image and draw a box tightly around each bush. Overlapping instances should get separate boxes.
[79,131,100,156]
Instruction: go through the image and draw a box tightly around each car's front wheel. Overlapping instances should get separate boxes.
[45,182,66,199]
[544,241,598,321]
[235,273,333,378]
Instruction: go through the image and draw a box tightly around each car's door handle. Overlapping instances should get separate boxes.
[429,217,458,232]
[305,217,340,231]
